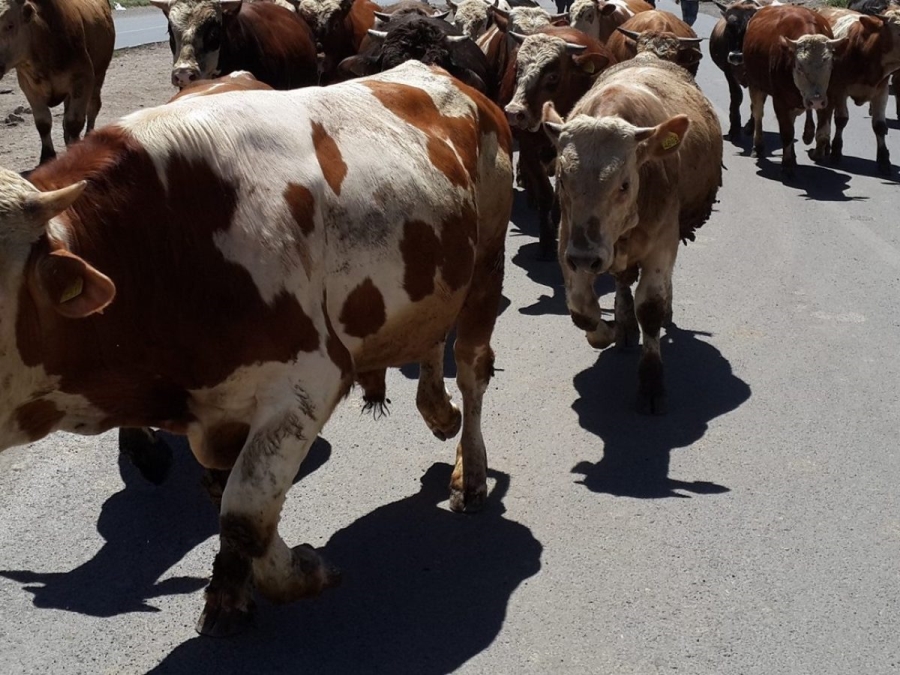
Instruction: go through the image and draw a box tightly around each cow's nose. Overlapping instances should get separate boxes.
[565,251,604,274]
[172,67,199,88]
[504,104,528,129]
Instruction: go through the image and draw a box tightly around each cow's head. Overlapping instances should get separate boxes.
[616,28,703,70]
[505,32,609,131]
[542,102,689,275]
[450,0,491,40]
[0,168,115,446]
[151,0,243,88]
[569,0,617,35]
[297,0,355,44]
[0,0,38,78]
[493,6,562,36]
[781,33,844,110]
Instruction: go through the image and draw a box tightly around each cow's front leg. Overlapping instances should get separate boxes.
[519,134,557,259]
[18,79,55,164]
[810,105,833,163]
[614,271,640,350]
[725,71,744,140]
[749,88,766,158]
[774,102,799,177]
[198,376,344,637]
[62,77,92,146]
[869,83,891,175]
[634,241,677,416]
[559,221,615,349]
[416,337,462,441]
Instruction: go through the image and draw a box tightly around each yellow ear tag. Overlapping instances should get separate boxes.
[661,132,680,150]
[60,277,83,304]
[582,61,596,74]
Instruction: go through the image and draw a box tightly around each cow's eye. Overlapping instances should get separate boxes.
[545,72,559,87]
[620,181,629,192]
[4,23,13,33]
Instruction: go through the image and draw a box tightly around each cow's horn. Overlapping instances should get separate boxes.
[509,31,528,43]
[433,9,451,19]
[445,34,470,42]
[367,28,389,39]
[677,36,704,45]
[615,27,641,40]
[565,42,588,52]
[373,10,392,20]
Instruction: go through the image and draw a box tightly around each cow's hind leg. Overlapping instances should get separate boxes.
[750,88,766,158]
[416,338,462,441]
[119,427,173,485]
[449,249,504,513]
[870,83,891,175]
[614,269,640,350]
[198,370,345,637]
[18,78,55,164]
[634,237,677,416]
[86,74,105,134]
[725,71,744,140]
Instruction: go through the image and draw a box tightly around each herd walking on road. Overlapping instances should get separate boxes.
[0,0,897,637]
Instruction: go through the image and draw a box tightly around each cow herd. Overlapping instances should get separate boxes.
[0,0,896,638]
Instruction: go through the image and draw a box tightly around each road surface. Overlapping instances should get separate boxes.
[1,2,899,674]
[114,7,168,51]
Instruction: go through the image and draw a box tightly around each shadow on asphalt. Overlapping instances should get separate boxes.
[754,159,862,202]
[0,436,332,617]
[571,324,750,499]
[146,464,542,675]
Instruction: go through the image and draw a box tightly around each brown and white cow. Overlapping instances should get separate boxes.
[152,0,318,89]
[736,5,842,174]
[709,0,762,139]
[0,0,114,165]
[606,10,702,76]
[568,0,653,43]
[542,54,721,413]
[815,7,900,174]
[504,27,613,257]
[1,60,512,635]
[297,0,380,83]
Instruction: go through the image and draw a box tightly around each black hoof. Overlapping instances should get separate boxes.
[636,391,668,416]
[119,427,173,485]
[752,145,765,159]
[449,487,486,513]
[293,544,343,590]
[196,602,253,638]
[536,243,556,261]
[614,324,641,352]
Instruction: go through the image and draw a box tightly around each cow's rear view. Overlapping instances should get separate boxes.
[0,61,512,636]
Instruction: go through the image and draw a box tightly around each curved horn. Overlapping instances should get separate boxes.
[509,30,528,43]
[713,0,729,12]
[432,9,451,19]
[677,36,704,45]
[447,0,458,9]
[367,28,389,39]
[550,12,568,20]
[373,10,392,20]
[445,34,470,42]
[615,27,641,40]
[565,41,587,52]
[492,3,510,18]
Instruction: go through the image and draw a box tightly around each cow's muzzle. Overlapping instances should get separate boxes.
[504,102,534,131]
[727,51,743,66]
[805,94,827,110]
[172,66,201,88]
[565,245,608,275]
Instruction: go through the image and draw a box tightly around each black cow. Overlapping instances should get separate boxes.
[709,0,760,138]
[337,13,492,94]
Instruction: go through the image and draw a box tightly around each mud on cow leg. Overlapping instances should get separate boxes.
[416,338,462,441]
[197,517,256,638]
[118,427,173,485]
[448,249,504,513]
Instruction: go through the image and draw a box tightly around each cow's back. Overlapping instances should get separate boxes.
[743,5,833,102]
[576,57,722,240]
[221,2,318,89]
[606,10,694,63]
[29,0,114,78]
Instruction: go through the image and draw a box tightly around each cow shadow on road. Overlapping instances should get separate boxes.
[0,436,332,617]
[754,159,861,202]
[147,463,542,675]
[571,324,750,498]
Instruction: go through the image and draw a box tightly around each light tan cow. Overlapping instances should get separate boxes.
[0,0,114,165]
[543,54,721,414]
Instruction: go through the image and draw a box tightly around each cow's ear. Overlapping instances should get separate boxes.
[149,0,171,15]
[337,55,375,78]
[221,0,243,18]
[859,15,884,32]
[599,3,618,16]
[541,101,564,146]
[572,51,610,75]
[34,250,116,319]
[452,67,489,94]
[676,48,702,68]
[635,114,690,163]
[21,1,35,22]
[778,35,797,53]
[491,7,509,31]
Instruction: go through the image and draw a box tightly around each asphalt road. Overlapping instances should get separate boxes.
[2,2,899,674]
[113,7,168,50]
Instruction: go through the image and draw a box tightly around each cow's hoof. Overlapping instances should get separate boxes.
[802,128,814,146]
[742,120,754,135]
[614,322,641,351]
[636,391,667,416]
[877,153,891,176]
[449,485,486,513]
[293,544,343,591]
[256,544,341,604]
[751,145,765,159]
[119,427,173,485]
[430,408,462,441]
[196,602,254,638]
[586,322,615,350]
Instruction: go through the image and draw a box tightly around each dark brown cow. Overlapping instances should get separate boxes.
[2,60,512,635]
[709,0,761,139]
[504,26,614,257]
[738,5,842,174]
[815,7,900,174]
[0,0,114,165]
[606,10,702,76]
[297,0,380,83]
[151,0,318,90]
